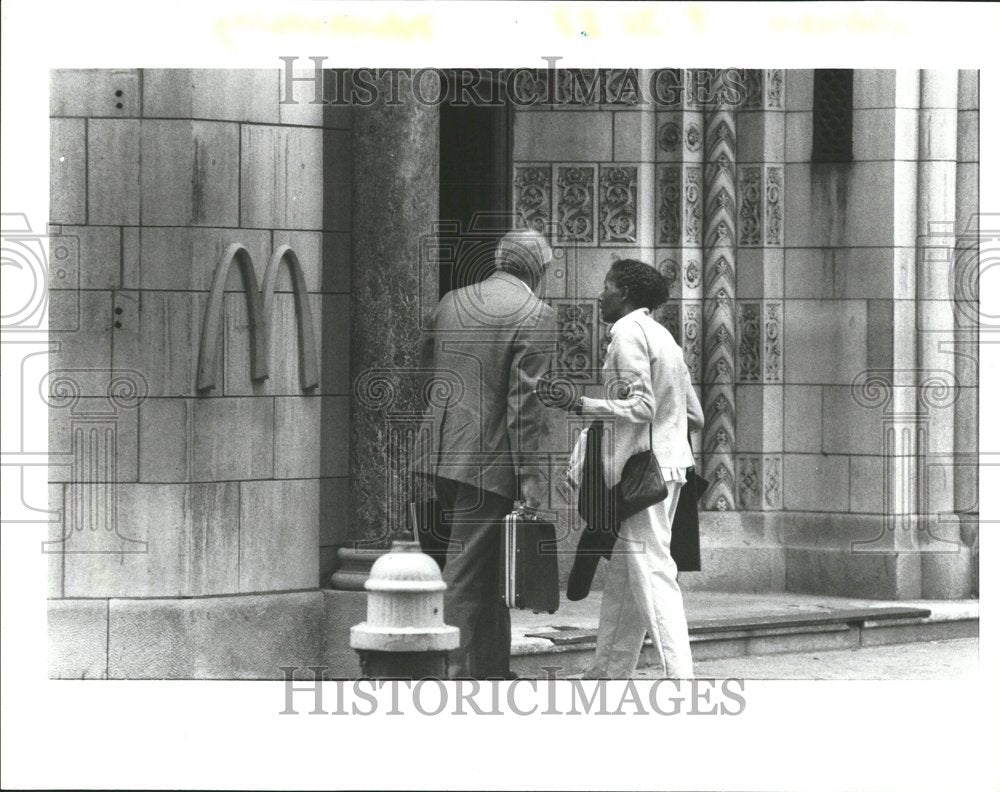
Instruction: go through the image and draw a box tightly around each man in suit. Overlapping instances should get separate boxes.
[417,229,556,679]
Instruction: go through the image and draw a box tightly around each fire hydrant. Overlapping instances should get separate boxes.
[349,540,459,679]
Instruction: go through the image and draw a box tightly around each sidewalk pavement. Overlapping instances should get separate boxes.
[635,637,979,680]
[510,590,979,679]
[511,590,979,651]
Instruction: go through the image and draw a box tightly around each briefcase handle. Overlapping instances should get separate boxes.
[512,500,542,521]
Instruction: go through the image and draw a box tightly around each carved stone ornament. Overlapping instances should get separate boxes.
[514,166,552,235]
[600,166,638,244]
[556,166,596,244]
[658,121,682,152]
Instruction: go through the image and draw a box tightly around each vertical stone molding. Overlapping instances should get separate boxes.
[952,69,980,594]
[735,82,786,509]
[915,70,969,598]
[701,76,738,511]
[656,78,704,461]
[887,72,923,581]
[678,95,705,469]
[351,71,439,544]
[635,75,658,256]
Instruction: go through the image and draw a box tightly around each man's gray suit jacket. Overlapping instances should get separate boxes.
[416,271,557,501]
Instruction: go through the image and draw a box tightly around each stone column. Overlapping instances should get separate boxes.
[915,69,971,598]
[700,72,738,510]
[878,70,924,598]
[953,69,980,595]
[350,71,440,545]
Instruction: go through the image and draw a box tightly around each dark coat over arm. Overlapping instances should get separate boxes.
[567,421,707,601]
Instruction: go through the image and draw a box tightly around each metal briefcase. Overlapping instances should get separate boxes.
[503,508,560,614]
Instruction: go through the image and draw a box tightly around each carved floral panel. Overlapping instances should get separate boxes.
[737,301,761,382]
[604,69,643,106]
[737,454,762,509]
[763,455,782,509]
[682,303,701,382]
[657,301,681,342]
[550,299,599,383]
[509,69,550,107]
[764,301,782,383]
[599,165,638,245]
[514,165,552,235]
[738,165,762,247]
[557,69,601,106]
[766,69,784,109]
[765,166,784,246]
[658,119,682,156]
[684,166,702,246]
[656,165,681,245]
[659,258,679,298]
[556,165,597,245]
[684,258,701,290]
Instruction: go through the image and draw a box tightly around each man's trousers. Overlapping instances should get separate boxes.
[583,480,695,679]
[434,477,514,679]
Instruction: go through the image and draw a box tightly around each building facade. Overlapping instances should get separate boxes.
[46,68,979,679]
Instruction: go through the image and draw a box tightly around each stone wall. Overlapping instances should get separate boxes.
[511,69,979,598]
[780,69,913,593]
[779,70,978,598]
[511,69,788,591]
[47,69,352,676]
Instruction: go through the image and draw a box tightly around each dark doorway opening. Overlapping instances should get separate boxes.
[438,71,513,298]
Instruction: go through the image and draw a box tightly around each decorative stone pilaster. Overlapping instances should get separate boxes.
[700,75,738,511]
[656,72,705,468]
[350,72,439,545]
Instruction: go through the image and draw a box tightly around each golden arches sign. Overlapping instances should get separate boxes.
[196,243,320,392]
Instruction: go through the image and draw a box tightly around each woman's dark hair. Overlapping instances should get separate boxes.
[609,258,669,310]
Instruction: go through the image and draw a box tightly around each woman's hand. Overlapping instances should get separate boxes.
[534,370,582,411]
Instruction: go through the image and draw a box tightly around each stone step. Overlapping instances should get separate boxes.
[511,602,978,678]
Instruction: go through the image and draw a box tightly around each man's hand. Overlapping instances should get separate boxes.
[519,474,546,511]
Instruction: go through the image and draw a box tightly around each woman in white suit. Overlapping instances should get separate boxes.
[568,259,704,678]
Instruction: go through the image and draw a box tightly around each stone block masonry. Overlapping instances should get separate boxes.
[47,67,353,633]
[510,69,978,600]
